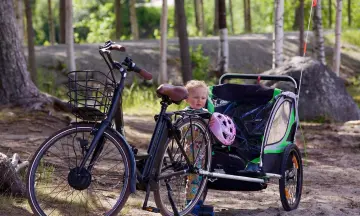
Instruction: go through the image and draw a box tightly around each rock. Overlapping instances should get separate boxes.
[262,57,360,122]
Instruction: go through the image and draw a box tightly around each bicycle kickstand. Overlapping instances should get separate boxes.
[165,179,180,216]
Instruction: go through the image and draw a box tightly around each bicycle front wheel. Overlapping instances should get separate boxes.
[154,117,212,216]
[27,124,132,216]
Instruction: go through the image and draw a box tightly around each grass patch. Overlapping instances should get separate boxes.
[122,81,186,115]
[0,194,30,214]
[347,75,360,108]
[325,29,360,47]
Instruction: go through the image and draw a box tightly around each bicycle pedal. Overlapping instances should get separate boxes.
[143,206,160,213]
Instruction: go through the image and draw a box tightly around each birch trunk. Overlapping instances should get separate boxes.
[313,0,326,65]
[273,0,284,68]
[65,0,76,71]
[333,0,342,76]
[217,0,228,75]
[129,0,139,40]
[159,0,168,84]
[48,0,55,45]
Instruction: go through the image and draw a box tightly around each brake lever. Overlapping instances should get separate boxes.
[121,57,135,71]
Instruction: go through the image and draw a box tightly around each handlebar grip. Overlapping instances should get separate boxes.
[134,66,152,80]
[110,44,126,52]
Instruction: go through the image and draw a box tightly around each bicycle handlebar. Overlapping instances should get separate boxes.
[99,41,152,81]
[109,44,126,52]
[134,66,152,80]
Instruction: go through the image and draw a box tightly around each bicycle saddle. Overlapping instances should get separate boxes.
[156,84,188,104]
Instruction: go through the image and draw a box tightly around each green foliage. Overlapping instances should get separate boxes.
[190,45,210,81]
[342,30,360,47]
[324,29,360,47]
[36,68,67,99]
[347,75,360,108]
[137,6,162,39]
[30,0,360,45]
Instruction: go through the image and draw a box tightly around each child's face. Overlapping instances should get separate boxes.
[186,87,208,110]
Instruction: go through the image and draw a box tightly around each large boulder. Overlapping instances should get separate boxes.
[262,57,360,122]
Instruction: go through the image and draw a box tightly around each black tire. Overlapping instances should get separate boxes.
[27,124,132,216]
[154,117,212,216]
[279,144,303,211]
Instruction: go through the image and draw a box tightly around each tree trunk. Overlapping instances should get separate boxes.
[333,0,342,76]
[0,0,50,107]
[213,0,219,35]
[0,153,26,197]
[313,0,326,65]
[273,0,284,68]
[14,0,24,45]
[293,1,301,30]
[299,0,305,56]
[217,0,228,76]
[59,0,66,44]
[347,0,351,27]
[200,0,205,36]
[48,0,55,45]
[175,0,192,84]
[328,0,332,28]
[244,0,251,32]
[65,0,76,71]
[174,3,178,37]
[129,0,139,40]
[159,0,168,84]
[194,0,200,35]
[194,0,205,36]
[115,0,122,40]
[229,0,234,34]
[25,0,37,85]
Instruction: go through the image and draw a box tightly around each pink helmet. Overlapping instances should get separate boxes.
[209,112,236,146]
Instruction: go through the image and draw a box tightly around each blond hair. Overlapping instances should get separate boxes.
[185,80,208,92]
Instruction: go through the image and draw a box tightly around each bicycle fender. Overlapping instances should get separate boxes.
[110,128,137,193]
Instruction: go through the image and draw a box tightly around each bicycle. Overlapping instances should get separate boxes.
[26,40,212,216]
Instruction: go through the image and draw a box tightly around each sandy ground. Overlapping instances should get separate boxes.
[0,109,359,216]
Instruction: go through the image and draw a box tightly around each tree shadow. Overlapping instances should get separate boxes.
[215,207,282,216]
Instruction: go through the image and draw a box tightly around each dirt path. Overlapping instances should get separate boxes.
[0,110,359,215]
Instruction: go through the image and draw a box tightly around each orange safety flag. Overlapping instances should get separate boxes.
[312,0,317,7]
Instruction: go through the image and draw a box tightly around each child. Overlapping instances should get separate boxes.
[185,80,208,111]
[183,80,208,204]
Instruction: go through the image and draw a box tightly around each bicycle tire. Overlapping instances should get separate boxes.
[154,117,212,216]
[27,123,132,216]
[279,144,303,211]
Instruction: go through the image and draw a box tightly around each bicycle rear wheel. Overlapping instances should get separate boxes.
[154,117,211,216]
[27,124,131,216]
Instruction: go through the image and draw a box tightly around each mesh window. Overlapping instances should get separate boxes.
[266,101,291,145]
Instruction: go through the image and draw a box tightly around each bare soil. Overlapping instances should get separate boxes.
[0,109,359,215]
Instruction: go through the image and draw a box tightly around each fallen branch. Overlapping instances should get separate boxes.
[0,152,29,197]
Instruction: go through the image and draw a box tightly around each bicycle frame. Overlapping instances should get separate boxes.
[74,46,204,215]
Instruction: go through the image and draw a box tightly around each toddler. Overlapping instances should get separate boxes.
[183,80,208,204]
